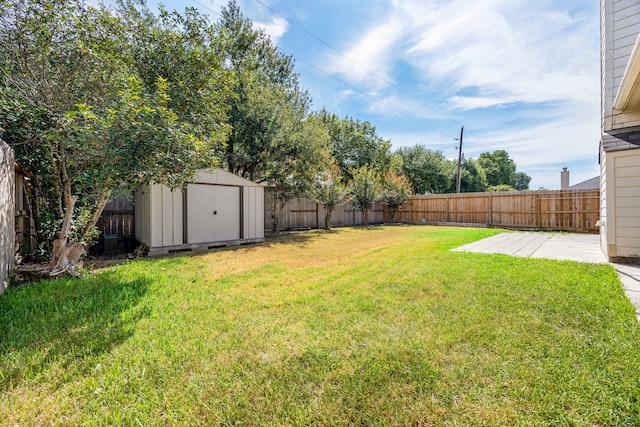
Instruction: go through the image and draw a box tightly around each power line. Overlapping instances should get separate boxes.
[183,0,460,143]
[279,48,456,142]
[189,0,222,17]
[250,0,464,129]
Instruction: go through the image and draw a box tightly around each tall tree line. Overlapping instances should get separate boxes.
[1,0,530,269]
[396,146,531,194]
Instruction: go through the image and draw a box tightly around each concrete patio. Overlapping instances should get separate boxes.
[453,231,640,319]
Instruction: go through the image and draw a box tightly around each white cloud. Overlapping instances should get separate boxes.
[325,19,406,84]
[325,0,598,110]
[253,15,289,43]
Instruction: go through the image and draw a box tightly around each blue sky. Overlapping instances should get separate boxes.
[140,0,601,189]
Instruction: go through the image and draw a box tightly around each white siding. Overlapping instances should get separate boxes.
[148,185,183,247]
[603,147,640,259]
[600,146,608,256]
[603,0,640,131]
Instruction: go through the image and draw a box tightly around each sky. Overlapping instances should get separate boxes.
[138,0,601,190]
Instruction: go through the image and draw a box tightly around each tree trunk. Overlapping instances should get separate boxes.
[363,209,369,227]
[271,192,279,234]
[81,188,111,240]
[390,206,398,223]
[48,194,84,277]
[324,206,333,230]
[17,194,85,278]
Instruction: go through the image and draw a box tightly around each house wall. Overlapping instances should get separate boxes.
[601,0,640,262]
[601,146,640,260]
[600,146,609,256]
[602,0,640,132]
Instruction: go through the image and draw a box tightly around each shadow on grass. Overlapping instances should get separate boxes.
[0,270,150,390]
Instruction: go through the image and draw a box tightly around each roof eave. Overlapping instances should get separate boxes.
[614,34,640,111]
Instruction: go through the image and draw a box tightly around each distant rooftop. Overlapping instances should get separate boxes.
[568,176,600,190]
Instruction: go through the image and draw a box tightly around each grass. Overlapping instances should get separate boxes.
[1,226,639,426]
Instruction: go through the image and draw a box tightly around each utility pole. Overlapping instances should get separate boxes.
[456,126,464,193]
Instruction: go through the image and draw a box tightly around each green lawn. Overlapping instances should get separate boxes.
[1,226,639,426]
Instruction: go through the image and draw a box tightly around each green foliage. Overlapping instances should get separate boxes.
[125,2,231,147]
[396,145,453,194]
[477,150,531,190]
[50,77,211,193]
[217,0,325,187]
[350,166,382,226]
[478,150,516,187]
[455,157,488,193]
[0,0,228,254]
[317,109,395,181]
[488,184,516,192]
[380,171,412,222]
[514,171,532,190]
[307,164,351,229]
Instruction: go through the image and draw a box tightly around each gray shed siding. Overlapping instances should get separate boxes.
[135,169,264,255]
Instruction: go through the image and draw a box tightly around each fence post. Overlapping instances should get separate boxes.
[0,139,15,291]
[536,193,542,230]
[409,197,413,224]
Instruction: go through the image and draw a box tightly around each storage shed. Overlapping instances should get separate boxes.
[135,169,264,256]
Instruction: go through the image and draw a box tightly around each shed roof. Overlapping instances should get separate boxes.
[194,168,264,187]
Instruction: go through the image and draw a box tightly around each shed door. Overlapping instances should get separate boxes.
[187,184,240,244]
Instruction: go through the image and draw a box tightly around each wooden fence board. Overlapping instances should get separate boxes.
[1,140,14,288]
[97,194,135,237]
[394,189,599,233]
[264,192,383,231]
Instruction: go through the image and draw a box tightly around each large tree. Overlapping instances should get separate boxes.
[477,150,531,191]
[396,145,453,194]
[217,1,327,181]
[0,0,228,273]
[514,171,532,191]
[477,150,517,188]
[216,1,332,232]
[316,109,398,181]
[454,158,488,193]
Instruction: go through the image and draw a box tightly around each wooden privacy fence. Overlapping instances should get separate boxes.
[394,189,600,233]
[97,195,135,237]
[264,189,600,233]
[15,164,36,254]
[0,139,14,289]
[264,192,384,231]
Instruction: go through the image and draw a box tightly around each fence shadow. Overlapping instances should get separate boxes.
[0,271,150,391]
